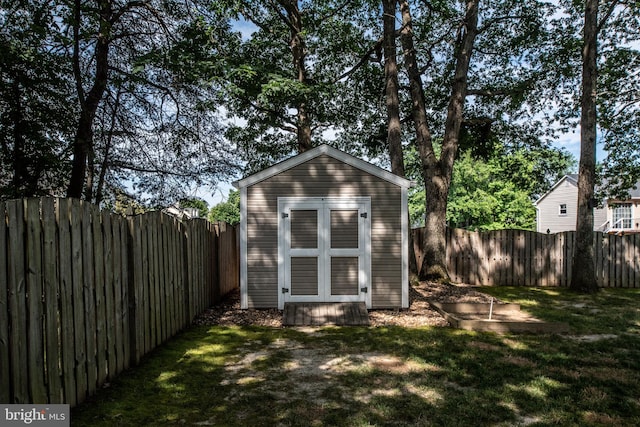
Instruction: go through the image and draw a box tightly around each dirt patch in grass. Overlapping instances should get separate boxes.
[194,281,499,328]
[217,341,440,414]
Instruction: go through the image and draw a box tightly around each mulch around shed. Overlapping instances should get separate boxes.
[194,281,500,328]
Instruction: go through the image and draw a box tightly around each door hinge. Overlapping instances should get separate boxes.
[282,287,289,294]
[360,287,368,293]
[360,212,368,219]
[282,212,289,219]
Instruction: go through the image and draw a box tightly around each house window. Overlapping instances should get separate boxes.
[559,204,567,216]
[612,203,632,229]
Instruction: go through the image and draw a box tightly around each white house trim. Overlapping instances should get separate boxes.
[401,186,409,308]
[277,197,372,310]
[239,186,248,309]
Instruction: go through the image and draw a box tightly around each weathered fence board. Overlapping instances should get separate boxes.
[70,199,87,404]
[414,227,640,287]
[42,199,63,403]
[82,203,97,398]
[0,200,9,404]
[119,218,131,371]
[1,198,238,406]
[102,212,117,378]
[26,199,47,403]
[56,199,76,406]
[218,223,240,298]
[8,200,29,404]
[92,206,107,387]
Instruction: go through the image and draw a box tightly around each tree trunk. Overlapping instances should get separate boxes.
[383,0,417,276]
[284,0,313,153]
[422,173,451,280]
[570,0,599,292]
[67,0,112,199]
[399,0,479,282]
[95,91,121,205]
[383,0,403,178]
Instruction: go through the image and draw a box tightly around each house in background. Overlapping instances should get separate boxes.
[535,174,640,234]
[163,202,201,220]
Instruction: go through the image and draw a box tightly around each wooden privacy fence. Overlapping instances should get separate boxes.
[412,227,640,287]
[1,197,239,407]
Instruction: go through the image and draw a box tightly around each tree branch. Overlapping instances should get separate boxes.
[477,15,527,34]
[72,0,85,104]
[466,87,521,97]
[335,37,383,82]
[316,0,352,23]
[108,160,198,177]
[271,0,298,35]
[109,66,177,100]
[597,0,620,33]
[111,0,146,24]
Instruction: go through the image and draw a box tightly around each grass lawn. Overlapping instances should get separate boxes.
[72,287,640,426]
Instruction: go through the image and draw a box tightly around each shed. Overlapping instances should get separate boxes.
[233,144,412,310]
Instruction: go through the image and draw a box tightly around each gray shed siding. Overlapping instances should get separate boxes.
[245,154,403,309]
[536,178,607,233]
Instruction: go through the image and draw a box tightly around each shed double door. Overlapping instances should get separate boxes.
[278,197,371,309]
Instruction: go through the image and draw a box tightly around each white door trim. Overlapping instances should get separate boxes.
[277,197,371,310]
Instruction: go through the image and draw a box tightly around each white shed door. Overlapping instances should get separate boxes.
[278,198,371,309]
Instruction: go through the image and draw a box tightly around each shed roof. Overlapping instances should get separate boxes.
[233,144,413,189]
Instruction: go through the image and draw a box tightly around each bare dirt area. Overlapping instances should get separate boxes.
[194,281,501,328]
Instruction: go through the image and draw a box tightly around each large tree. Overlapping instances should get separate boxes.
[399,0,480,281]
[393,0,553,281]
[382,0,404,178]
[222,0,383,171]
[84,12,239,207]
[67,0,238,203]
[571,0,600,292]
[1,0,238,205]
[563,0,640,292]
[382,0,420,274]
[0,0,75,198]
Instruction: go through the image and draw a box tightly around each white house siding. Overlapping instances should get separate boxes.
[245,154,404,309]
[536,179,579,233]
[536,177,612,233]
